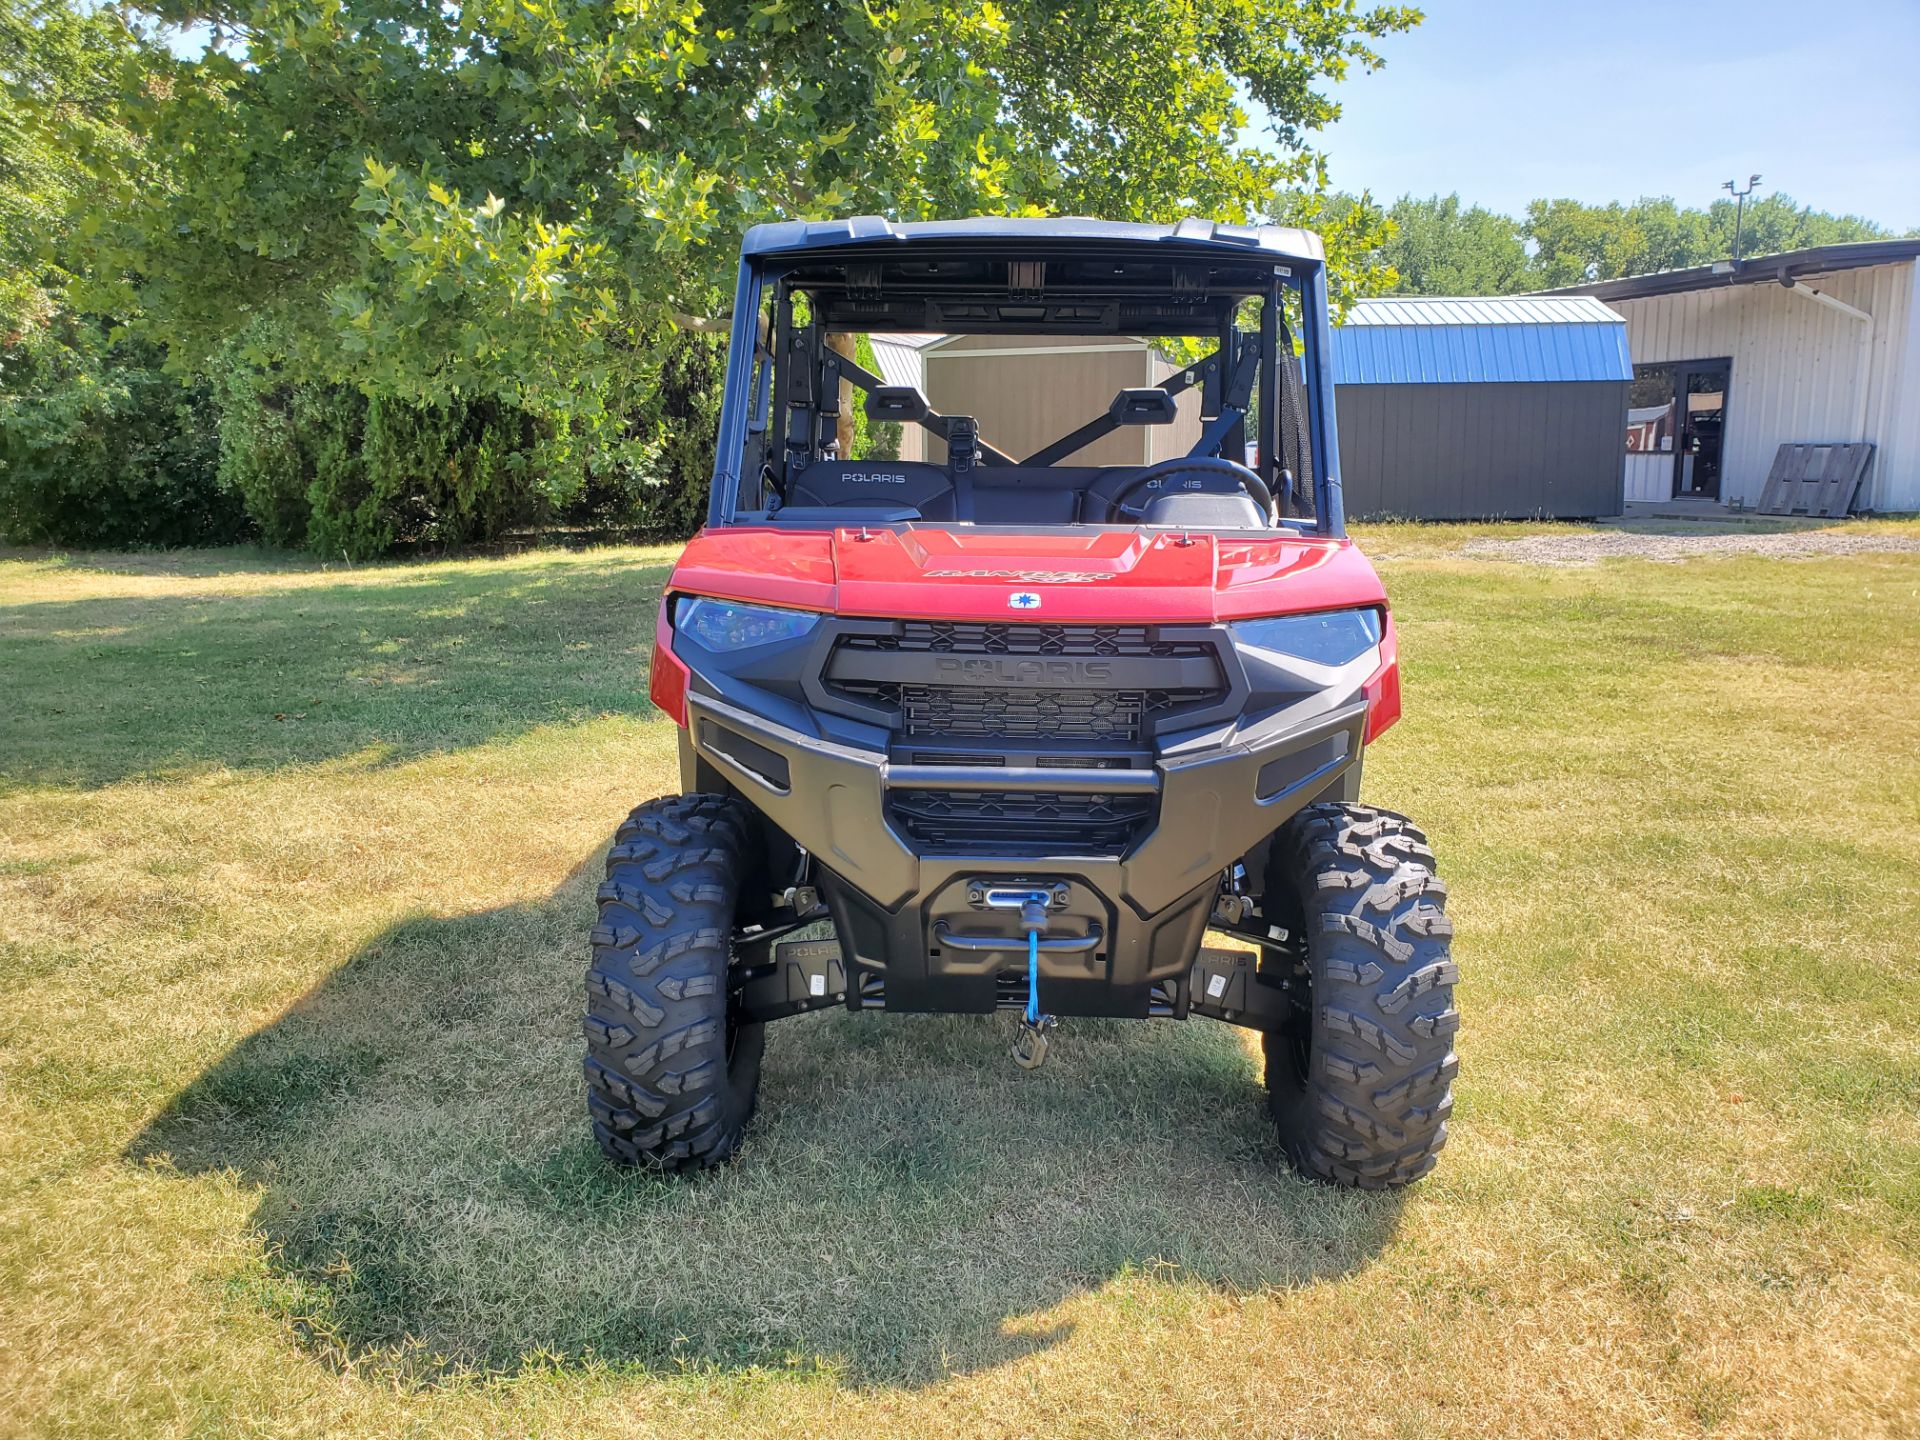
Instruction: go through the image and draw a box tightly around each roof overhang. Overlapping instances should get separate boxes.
[1533,239,1920,303]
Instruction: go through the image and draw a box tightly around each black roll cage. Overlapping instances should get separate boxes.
[707,237,1347,537]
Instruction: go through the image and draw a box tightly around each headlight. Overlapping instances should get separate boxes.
[676,596,820,651]
[1230,608,1382,667]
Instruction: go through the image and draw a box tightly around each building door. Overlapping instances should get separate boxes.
[1673,359,1730,499]
[1624,359,1731,501]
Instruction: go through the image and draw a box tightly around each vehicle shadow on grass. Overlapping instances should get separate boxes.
[129,851,1408,1390]
[0,555,674,791]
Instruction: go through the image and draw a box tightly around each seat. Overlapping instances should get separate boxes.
[786,460,957,519]
[1137,491,1268,528]
[1085,459,1271,528]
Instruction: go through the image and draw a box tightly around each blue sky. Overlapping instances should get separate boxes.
[1304,0,1920,229]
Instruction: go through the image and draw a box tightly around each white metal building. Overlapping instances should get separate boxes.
[1548,240,1920,513]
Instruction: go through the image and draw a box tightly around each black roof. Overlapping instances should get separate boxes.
[1534,238,1920,302]
[742,215,1327,264]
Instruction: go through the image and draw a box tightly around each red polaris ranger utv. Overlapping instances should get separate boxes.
[586,218,1456,1188]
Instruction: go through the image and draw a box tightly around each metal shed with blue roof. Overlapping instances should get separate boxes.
[1330,295,1631,519]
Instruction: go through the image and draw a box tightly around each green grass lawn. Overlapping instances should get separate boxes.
[2,525,1917,1438]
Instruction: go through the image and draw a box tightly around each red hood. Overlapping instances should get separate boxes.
[667,525,1387,623]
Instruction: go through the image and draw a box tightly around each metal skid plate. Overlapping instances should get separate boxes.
[1185,946,1290,1030]
[736,935,848,1023]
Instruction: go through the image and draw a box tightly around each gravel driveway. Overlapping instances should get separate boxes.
[1462,528,1920,566]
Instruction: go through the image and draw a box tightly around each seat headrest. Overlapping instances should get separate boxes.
[1109,388,1178,426]
[865,386,929,422]
[787,459,955,515]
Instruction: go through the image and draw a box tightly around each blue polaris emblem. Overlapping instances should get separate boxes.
[1008,591,1042,610]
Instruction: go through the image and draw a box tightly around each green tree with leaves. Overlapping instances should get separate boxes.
[1328,188,1915,299]
[1702,192,1898,261]
[1524,196,1715,289]
[1377,193,1531,296]
[1,0,140,343]
[1267,188,1396,309]
[93,0,1418,457]
[1,0,241,546]
[1525,192,1909,288]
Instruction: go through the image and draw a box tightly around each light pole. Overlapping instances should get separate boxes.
[1723,174,1763,265]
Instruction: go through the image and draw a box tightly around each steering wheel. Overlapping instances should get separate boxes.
[1106,455,1274,522]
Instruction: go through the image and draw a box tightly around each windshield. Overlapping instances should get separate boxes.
[713,244,1338,536]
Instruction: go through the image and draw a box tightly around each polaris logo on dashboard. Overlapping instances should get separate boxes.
[936,657,1115,683]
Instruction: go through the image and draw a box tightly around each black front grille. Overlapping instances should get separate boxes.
[887,683,1157,742]
[829,622,1225,744]
[888,789,1154,855]
[838,621,1214,660]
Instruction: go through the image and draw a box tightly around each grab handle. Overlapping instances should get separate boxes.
[931,923,1103,955]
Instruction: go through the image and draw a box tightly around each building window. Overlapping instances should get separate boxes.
[1626,364,1675,453]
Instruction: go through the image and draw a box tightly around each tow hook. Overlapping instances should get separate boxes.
[1012,897,1058,1069]
[1011,1013,1057,1069]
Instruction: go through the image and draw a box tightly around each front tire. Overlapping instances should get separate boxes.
[1263,803,1458,1188]
[583,794,766,1171]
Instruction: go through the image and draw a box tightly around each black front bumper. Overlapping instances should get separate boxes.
[684,672,1365,1018]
